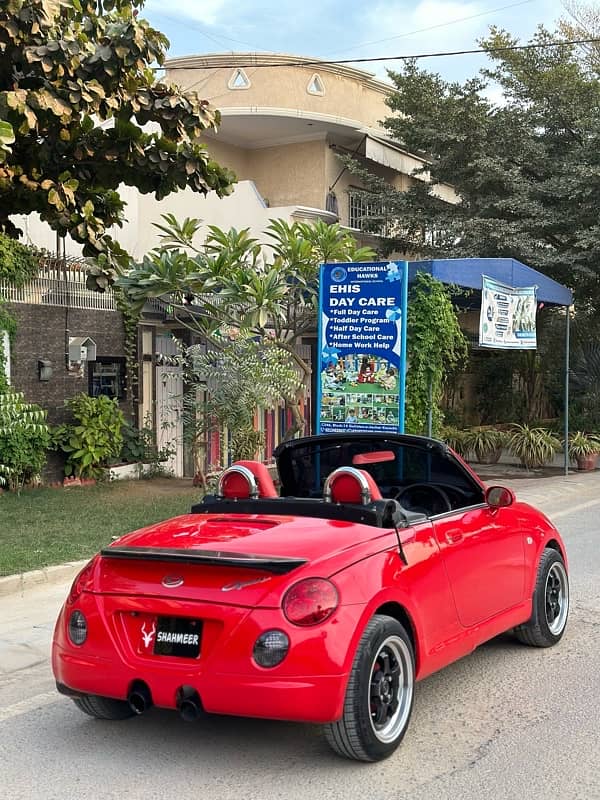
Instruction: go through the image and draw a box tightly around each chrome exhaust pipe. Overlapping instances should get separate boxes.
[128,682,152,715]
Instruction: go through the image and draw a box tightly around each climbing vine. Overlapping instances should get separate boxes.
[0,233,41,287]
[115,288,140,421]
[405,273,468,435]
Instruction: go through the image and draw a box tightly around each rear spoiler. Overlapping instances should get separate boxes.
[100,546,307,575]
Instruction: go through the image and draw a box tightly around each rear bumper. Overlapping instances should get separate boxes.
[52,593,358,724]
[53,647,346,722]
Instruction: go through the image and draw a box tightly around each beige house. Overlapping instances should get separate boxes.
[159,52,455,247]
[8,53,457,477]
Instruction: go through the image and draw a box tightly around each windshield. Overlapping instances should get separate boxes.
[275,434,484,506]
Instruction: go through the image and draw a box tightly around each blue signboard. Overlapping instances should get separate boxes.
[316,261,408,434]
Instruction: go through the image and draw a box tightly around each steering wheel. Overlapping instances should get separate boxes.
[394,483,452,516]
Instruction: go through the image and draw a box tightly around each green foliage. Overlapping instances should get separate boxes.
[440,426,471,458]
[463,426,509,463]
[114,287,140,420]
[180,335,302,462]
[405,273,468,435]
[118,216,376,439]
[0,0,234,276]
[343,28,600,311]
[119,418,173,474]
[53,393,124,478]
[0,233,41,285]
[0,390,50,491]
[120,420,155,463]
[567,313,600,430]
[508,424,562,469]
[566,430,600,461]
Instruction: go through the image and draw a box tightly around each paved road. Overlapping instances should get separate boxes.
[1,477,599,800]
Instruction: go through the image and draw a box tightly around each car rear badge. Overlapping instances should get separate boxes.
[141,621,156,649]
[162,575,184,588]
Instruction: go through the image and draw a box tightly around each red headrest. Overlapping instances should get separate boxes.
[324,467,383,505]
[219,461,278,499]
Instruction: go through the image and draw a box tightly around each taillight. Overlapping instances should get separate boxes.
[282,578,339,626]
[67,556,98,605]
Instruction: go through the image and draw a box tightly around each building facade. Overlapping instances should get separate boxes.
[5,53,456,477]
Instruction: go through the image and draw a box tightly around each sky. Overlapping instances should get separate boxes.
[143,0,569,85]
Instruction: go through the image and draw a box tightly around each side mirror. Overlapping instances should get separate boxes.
[485,485,515,509]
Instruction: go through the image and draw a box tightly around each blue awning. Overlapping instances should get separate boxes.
[408,258,572,307]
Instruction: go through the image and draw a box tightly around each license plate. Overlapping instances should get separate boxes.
[153,617,202,658]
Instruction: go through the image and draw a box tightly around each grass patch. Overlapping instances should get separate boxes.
[0,479,200,576]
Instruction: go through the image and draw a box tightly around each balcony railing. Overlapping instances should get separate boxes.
[0,258,117,311]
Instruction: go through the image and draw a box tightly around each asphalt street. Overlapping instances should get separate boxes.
[1,474,599,800]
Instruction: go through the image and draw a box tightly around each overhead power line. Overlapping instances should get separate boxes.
[161,37,600,70]
[324,0,534,56]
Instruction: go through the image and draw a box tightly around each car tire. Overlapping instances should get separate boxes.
[514,547,569,647]
[72,695,136,720]
[323,614,414,762]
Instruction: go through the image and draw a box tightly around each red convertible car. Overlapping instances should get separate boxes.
[52,433,569,762]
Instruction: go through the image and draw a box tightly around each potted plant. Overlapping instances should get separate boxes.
[441,427,471,459]
[508,424,562,470]
[566,431,600,471]
[463,427,508,464]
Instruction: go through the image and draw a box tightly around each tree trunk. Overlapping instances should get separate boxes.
[282,391,306,441]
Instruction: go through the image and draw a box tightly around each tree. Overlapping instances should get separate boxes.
[168,334,302,484]
[0,0,234,276]
[560,0,600,72]
[118,216,376,438]
[344,26,600,309]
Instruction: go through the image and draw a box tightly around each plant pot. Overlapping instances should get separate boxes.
[576,453,598,471]
[107,462,142,481]
[476,447,503,465]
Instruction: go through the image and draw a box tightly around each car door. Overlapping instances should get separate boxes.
[432,503,526,628]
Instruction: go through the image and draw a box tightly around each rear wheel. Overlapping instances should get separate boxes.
[324,614,414,761]
[514,548,569,647]
[72,695,136,720]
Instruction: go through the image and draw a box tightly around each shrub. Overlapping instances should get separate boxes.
[54,394,124,478]
[566,431,600,462]
[440,426,471,458]
[0,391,50,491]
[508,424,562,469]
[463,427,509,464]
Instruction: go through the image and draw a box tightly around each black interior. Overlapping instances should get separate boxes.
[273,433,485,516]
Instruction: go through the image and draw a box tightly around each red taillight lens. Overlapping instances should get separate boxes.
[282,578,339,626]
[67,557,98,605]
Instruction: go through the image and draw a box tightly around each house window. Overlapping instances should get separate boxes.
[88,358,126,399]
[307,73,325,96]
[228,68,251,90]
[348,190,387,235]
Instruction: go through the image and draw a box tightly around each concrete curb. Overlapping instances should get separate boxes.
[0,560,88,598]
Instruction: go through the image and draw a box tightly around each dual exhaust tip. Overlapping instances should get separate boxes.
[127,682,203,721]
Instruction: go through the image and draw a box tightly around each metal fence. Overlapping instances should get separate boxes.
[0,256,117,311]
